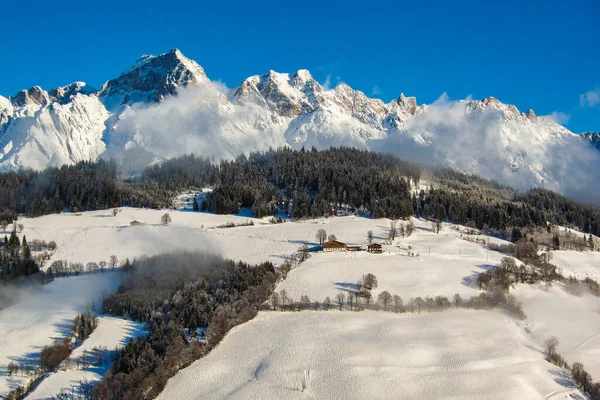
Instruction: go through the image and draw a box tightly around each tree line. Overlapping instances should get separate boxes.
[0,148,598,237]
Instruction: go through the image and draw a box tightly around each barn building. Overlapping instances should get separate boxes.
[367,243,383,253]
[322,240,348,252]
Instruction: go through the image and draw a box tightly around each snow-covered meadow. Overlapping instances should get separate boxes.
[1,208,598,398]
[158,310,584,400]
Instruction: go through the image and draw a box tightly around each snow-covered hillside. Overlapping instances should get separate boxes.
[26,316,146,400]
[3,209,599,398]
[1,49,599,201]
[0,272,123,395]
[158,310,584,400]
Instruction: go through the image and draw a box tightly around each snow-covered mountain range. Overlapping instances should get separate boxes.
[1,49,598,201]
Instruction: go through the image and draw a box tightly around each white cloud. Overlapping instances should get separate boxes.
[104,83,600,205]
[103,81,286,167]
[322,74,332,91]
[371,86,382,96]
[579,88,600,107]
[370,95,600,204]
[548,111,570,125]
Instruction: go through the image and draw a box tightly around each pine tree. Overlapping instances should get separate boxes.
[553,234,560,250]
[193,196,199,211]
[22,236,31,260]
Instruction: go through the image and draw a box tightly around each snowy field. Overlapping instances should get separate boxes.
[0,272,122,395]
[20,208,298,267]
[551,250,600,280]
[3,208,599,398]
[158,310,585,400]
[276,251,501,303]
[514,284,600,379]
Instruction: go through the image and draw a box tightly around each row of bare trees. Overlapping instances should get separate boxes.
[545,337,600,399]
[47,256,119,278]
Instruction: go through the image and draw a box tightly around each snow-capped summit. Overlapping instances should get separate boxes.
[48,82,97,104]
[99,48,207,108]
[0,48,598,201]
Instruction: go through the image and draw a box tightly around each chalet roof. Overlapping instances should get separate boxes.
[368,243,382,248]
[322,240,347,248]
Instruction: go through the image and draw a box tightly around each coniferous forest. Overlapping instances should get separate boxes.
[0,147,598,236]
[94,252,277,399]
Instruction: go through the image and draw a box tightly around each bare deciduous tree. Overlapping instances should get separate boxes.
[316,229,327,245]
[362,273,378,290]
[109,255,118,269]
[297,244,311,261]
[545,336,559,358]
[161,213,172,226]
[347,292,355,311]
[280,289,288,308]
[86,262,98,273]
[406,219,415,237]
[367,230,373,244]
[300,295,311,310]
[270,292,280,310]
[389,220,398,241]
[454,293,462,308]
[393,294,403,313]
[378,291,392,310]
[335,292,345,311]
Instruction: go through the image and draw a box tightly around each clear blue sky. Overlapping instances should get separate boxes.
[1,0,598,132]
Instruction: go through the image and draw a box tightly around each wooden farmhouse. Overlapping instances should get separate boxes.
[367,243,383,253]
[322,240,348,252]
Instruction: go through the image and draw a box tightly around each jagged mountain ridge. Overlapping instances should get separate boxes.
[0,48,597,200]
[583,132,600,151]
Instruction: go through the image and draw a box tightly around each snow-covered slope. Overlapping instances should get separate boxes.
[1,49,598,200]
[158,310,585,400]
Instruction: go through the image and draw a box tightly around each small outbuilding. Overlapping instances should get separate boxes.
[130,220,145,226]
[367,243,383,253]
[346,245,362,252]
[322,240,347,252]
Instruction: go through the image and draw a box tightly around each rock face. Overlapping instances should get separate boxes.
[0,49,598,200]
[99,48,207,108]
[583,132,600,151]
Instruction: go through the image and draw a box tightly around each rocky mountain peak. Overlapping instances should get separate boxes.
[396,93,419,115]
[98,48,207,108]
[583,132,600,151]
[48,82,97,104]
[291,69,314,88]
[12,86,50,107]
[524,109,536,119]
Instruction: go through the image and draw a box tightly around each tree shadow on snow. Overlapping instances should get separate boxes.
[50,318,77,341]
[269,254,298,262]
[548,368,579,390]
[6,348,43,367]
[335,282,361,295]
[291,239,319,247]
[461,264,496,289]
